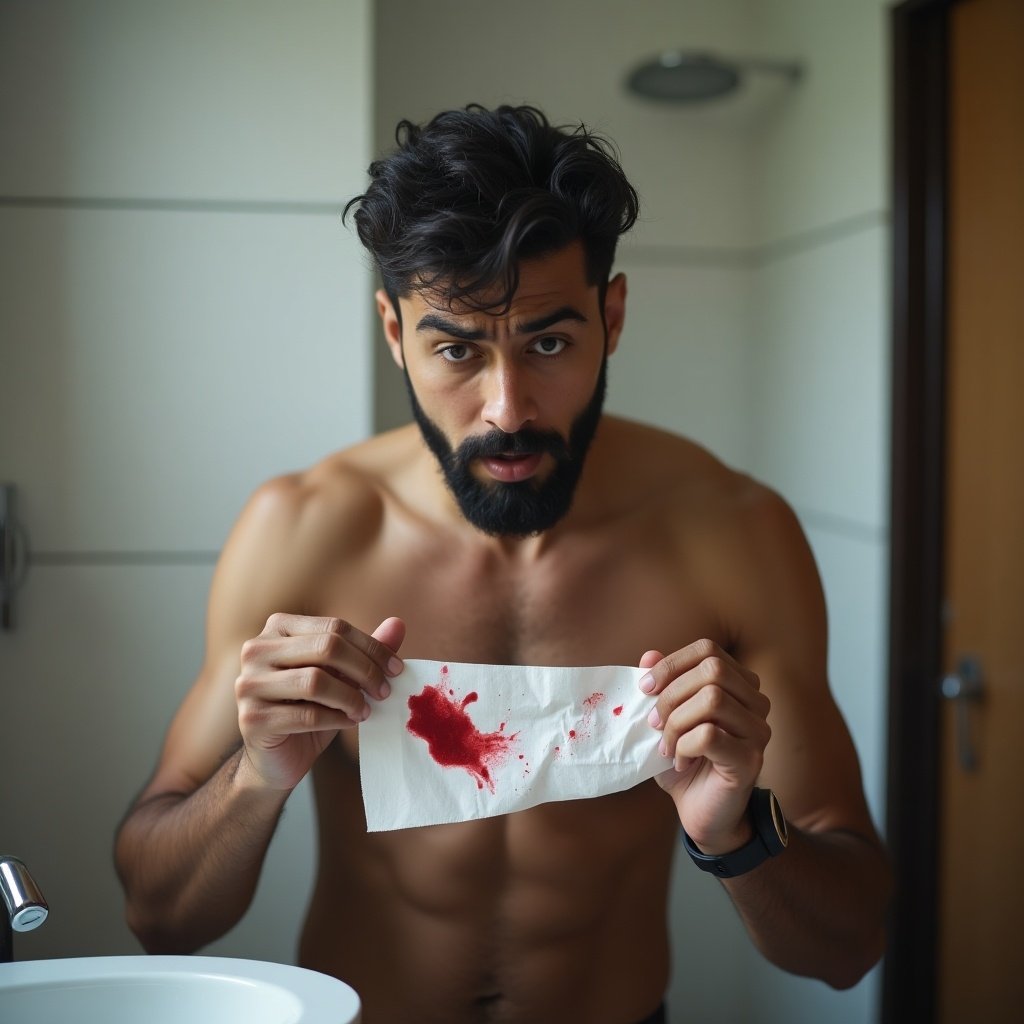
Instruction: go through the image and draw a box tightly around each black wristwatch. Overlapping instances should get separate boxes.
[681,788,788,878]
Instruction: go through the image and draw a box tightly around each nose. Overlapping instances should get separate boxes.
[480,364,537,434]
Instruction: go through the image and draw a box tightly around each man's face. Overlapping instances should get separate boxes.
[404,355,607,537]
[379,243,627,538]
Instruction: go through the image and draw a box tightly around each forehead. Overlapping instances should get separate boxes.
[401,242,595,326]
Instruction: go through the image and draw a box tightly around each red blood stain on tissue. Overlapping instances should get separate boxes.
[574,692,605,738]
[613,705,623,716]
[406,672,518,793]
[556,692,610,757]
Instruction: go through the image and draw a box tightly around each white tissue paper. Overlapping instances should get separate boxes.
[359,659,671,831]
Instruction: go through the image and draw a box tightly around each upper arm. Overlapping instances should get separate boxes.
[722,487,880,843]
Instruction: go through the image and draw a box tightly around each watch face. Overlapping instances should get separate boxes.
[768,791,789,848]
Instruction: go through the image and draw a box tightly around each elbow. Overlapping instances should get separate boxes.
[821,924,888,991]
[823,841,893,989]
[760,916,888,990]
[123,898,203,956]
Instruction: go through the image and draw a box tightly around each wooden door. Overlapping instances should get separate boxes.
[938,0,1024,1019]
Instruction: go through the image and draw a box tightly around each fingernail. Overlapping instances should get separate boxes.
[647,706,661,728]
[379,681,391,700]
[639,673,655,693]
[387,657,404,676]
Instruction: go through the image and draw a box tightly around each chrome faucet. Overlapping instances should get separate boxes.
[1,855,48,963]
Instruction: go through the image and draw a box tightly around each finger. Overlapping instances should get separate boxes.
[639,649,664,673]
[254,616,403,696]
[371,617,406,696]
[244,697,364,737]
[237,666,371,720]
[658,685,771,759]
[260,613,401,677]
[663,721,765,779]
[372,617,406,661]
[261,612,347,638]
[641,639,760,696]
[653,660,767,732]
[243,632,388,701]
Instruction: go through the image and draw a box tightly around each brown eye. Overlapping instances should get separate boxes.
[440,344,471,362]
[533,337,566,356]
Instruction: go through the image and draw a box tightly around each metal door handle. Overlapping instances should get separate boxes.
[940,655,985,771]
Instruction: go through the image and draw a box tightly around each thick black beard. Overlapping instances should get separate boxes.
[405,358,608,538]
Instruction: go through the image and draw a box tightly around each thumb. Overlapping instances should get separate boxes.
[372,616,407,656]
[639,649,664,671]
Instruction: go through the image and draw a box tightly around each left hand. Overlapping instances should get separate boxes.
[639,639,772,854]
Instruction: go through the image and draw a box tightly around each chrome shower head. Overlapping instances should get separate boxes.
[626,51,803,104]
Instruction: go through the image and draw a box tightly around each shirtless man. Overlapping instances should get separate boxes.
[114,105,890,1024]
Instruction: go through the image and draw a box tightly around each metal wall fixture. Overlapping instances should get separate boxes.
[1,483,29,631]
[625,51,804,104]
[1,855,49,963]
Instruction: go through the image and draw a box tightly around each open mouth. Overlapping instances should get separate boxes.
[479,452,544,482]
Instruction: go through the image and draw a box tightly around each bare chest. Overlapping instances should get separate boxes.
[320,523,726,668]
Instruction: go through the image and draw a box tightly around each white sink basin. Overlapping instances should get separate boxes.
[0,955,360,1023]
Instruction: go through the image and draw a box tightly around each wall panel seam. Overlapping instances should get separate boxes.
[618,208,888,270]
[0,196,345,216]
[28,552,219,566]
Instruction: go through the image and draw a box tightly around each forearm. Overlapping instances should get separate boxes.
[115,748,289,953]
[721,826,891,989]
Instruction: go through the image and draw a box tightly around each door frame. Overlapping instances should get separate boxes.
[884,0,963,1020]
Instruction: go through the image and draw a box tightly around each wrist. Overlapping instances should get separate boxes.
[682,788,789,878]
[691,818,756,857]
[231,748,294,803]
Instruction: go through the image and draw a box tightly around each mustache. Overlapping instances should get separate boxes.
[454,428,572,463]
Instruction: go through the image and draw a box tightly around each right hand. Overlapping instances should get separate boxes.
[235,613,405,790]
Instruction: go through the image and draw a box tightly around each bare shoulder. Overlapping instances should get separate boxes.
[597,417,789,527]
[236,428,418,565]
[205,429,421,634]
[598,417,819,637]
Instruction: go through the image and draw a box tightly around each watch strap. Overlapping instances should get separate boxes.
[681,788,787,878]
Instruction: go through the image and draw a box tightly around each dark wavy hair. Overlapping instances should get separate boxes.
[344,104,639,315]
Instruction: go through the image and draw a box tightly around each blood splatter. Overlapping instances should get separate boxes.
[556,691,617,758]
[406,684,518,793]
[570,692,605,742]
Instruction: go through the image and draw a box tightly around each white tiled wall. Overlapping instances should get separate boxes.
[4,206,372,552]
[4,564,215,960]
[0,0,372,967]
[748,223,890,530]
[748,0,890,247]
[607,259,752,473]
[0,0,367,202]
[741,3,892,1022]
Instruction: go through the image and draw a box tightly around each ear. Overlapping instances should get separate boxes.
[602,273,627,356]
[375,288,405,369]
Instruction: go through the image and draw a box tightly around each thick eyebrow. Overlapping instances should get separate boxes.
[514,306,589,334]
[414,314,486,341]
[414,305,588,341]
